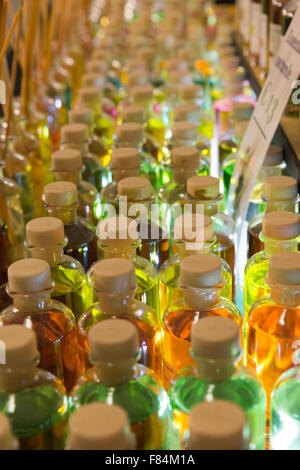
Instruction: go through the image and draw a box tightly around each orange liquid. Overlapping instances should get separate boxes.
[215,233,235,298]
[163,307,242,390]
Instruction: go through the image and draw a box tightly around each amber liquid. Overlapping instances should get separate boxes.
[215,233,235,298]
[18,417,68,450]
[64,221,98,272]
[77,203,98,228]
[163,307,242,390]
[248,223,264,259]
[1,311,81,392]
[0,221,10,311]
[137,221,170,271]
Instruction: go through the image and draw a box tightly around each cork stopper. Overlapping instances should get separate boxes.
[174,214,214,243]
[180,254,222,288]
[93,258,136,293]
[61,123,88,144]
[97,216,139,247]
[234,120,249,140]
[88,319,139,362]
[231,102,254,121]
[0,413,16,450]
[52,149,82,172]
[262,211,300,240]
[171,146,200,169]
[78,86,101,104]
[189,401,246,450]
[263,146,283,167]
[118,176,152,201]
[191,317,240,359]
[187,176,220,200]
[43,181,78,207]
[127,70,149,87]
[268,252,300,285]
[69,107,94,126]
[69,403,134,450]
[82,73,105,88]
[8,259,52,293]
[117,123,144,144]
[0,325,38,367]
[171,121,197,140]
[130,84,153,102]
[166,59,187,71]
[180,84,203,101]
[174,103,201,122]
[122,104,146,124]
[111,148,141,169]
[86,59,108,74]
[26,217,65,248]
[263,176,298,201]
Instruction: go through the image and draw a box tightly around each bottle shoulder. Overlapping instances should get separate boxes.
[165,297,242,322]
[57,255,86,275]
[0,300,76,326]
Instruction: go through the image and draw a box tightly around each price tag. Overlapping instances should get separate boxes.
[228,5,300,238]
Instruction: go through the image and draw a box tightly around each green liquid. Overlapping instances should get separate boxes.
[223,160,235,206]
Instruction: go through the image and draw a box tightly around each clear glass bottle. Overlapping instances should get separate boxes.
[248,175,299,258]
[250,0,263,64]
[219,119,248,173]
[244,211,300,319]
[0,325,68,450]
[260,0,271,76]
[169,316,266,449]
[0,218,10,311]
[68,403,136,450]
[52,148,101,227]
[78,258,160,375]
[43,181,98,272]
[25,217,93,322]
[178,84,214,140]
[0,412,19,450]
[71,319,170,450]
[269,0,289,68]
[162,253,242,390]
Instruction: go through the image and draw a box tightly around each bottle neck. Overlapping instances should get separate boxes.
[92,358,137,386]
[62,141,89,155]
[180,284,221,310]
[95,287,137,315]
[194,355,238,383]
[173,168,197,185]
[11,291,52,313]
[265,199,298,214]
[0,362,37,393]
[28,244,65,267]
[175,237,216,259]
[99,244,137,261]
[46,205,77,224]
[268,281,300,308]
[54,169,82,184]
[263,236,299,257]
[190,198,221,217]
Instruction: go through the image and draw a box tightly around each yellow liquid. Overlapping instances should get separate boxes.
[244,259,270,320]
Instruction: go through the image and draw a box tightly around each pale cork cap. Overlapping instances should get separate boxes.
[234,120,249,140]
[69,107,94,126]
[111,148,141,169]
[26,217,65,247]
[262,211,300,240]
[130,84,153,102]
[8,259,52,293]
[61,123,88,144]
[69,403,134,450]
[43,181,78,206]
[174,214,214,243]
[189,401,246,450]
[166,59,188,71]
[86,59,108,74]
[171,146,200,169]
[269,252,300,285]
[180,254,222,288]
[174,103,201,122]
[231,102,254,121]
[117,123,144,144]
[118,176,152,201]
[82,73,106,88]
[88,319,139,362]
[0,413,16,450]
[0,325,38,367]
[78,86,101,104]
[263,146,283,167]
[127,70,149,87]
[263,176,298,201]
[52,149,82,172]
[97,216,139,246]
[169,70,192,86]
[122,104,146,124]
[171,121,198,140]
[187,176,220,200]
[93,258,136,293]
[180,84,203,100]
[191,317,240,359]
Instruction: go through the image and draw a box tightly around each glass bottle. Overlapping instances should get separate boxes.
[71,319,170,450]
[0,258,81,392]
[0,218,10,311]
[78,257,160,374]
[250,0,262,64]
[260,0,272,76]
[219,119,249,173]
[185,176,236,294]
[25,217,93,322]
[101,176,170,271]
[43,181,98,272]
[162,253,242,389]
[184,400,250,450]
[169,316,266,449]
[178,84,214,140]
[88,216,159,314]
[68,403,136,450]
[270,366,300,450]
[248,175,299,258]
[0,412,19,450]
[0,325,68,450]
[61,123,111,192]
[52,148,101,227]
[269,0,289,68]
[244,211,300,319]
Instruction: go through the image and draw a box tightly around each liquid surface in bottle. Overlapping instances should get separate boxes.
[137,221,170,271]
[64,221,98,272]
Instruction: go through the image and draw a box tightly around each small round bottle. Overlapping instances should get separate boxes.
[71,319,170,450]
[68,403,136,450]
[162,253,242,389]
[43,181,98,271]
[0,325,68,450]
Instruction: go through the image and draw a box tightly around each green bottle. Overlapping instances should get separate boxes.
[71,319,170,450]
[169,316,266,450]
[0,325,68,450]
